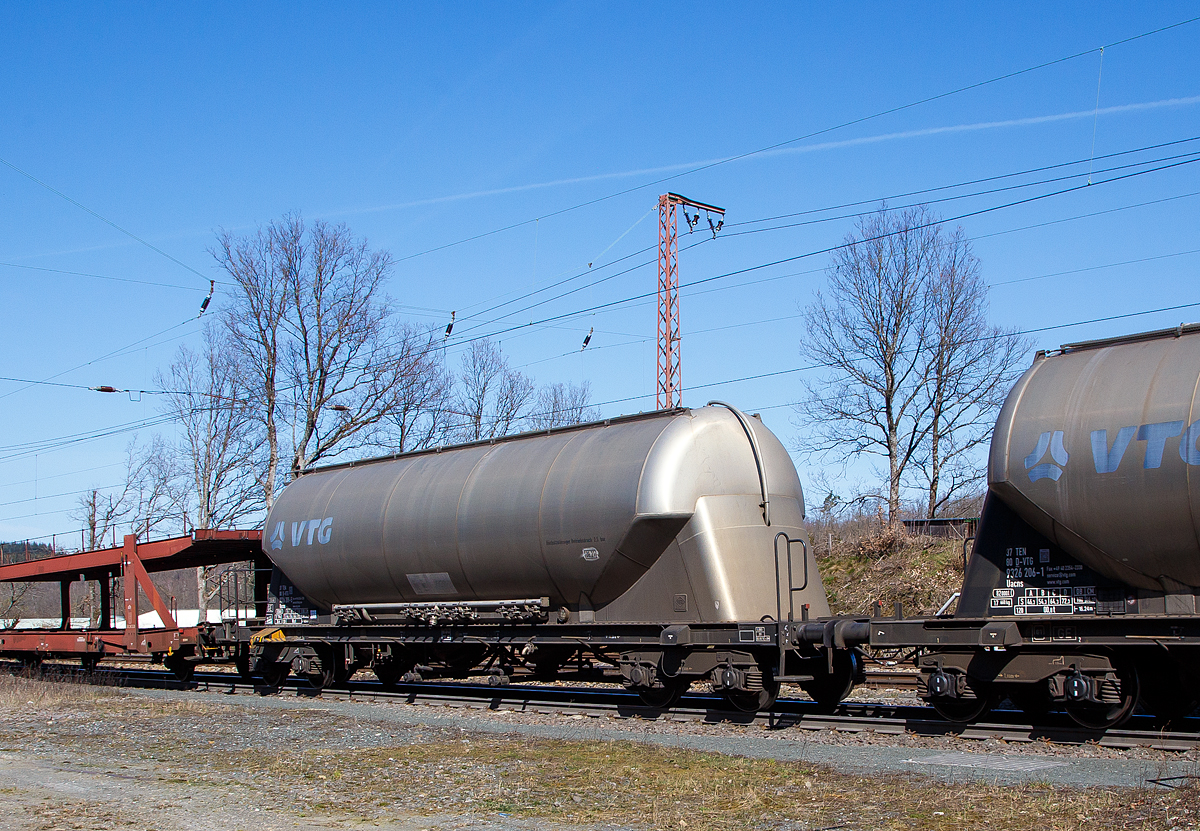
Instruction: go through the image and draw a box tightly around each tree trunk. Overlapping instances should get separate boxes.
[264,390,278,509]
[926,395,942,518]
[887,427,901,522]
[196,566,208,625]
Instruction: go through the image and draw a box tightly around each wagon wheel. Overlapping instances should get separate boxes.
[303,666,335,691]
[1065,664,1139,730]
[163,654,195,684]
[302,658,335,691]
[324,648,357,687]
[235,651,254,683]
[722,678,780,714]
[79,655,100,676]
[373,657,414,689]
[930,680,994,724]
[636,677,691,709]
[801,650,858,711]
[257,661,291,695]
[19,656,44,676]
[332,659,359,687]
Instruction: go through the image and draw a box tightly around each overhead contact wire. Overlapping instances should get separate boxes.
[446,140,1200,343]
[449,155,1200,346]
[392,15,1200,264]
[0,156,212,286]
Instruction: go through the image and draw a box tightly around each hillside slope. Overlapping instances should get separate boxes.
[814,524,967,617]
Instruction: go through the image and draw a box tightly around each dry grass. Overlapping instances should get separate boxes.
[0,671,116,710]
[816,528,966,616]
[227,735,1200,830]
[3,681,1198,830]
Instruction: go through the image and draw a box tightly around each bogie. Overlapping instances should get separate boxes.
[800,650,861,711]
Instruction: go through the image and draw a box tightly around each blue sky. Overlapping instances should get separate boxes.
[1,4,1198,543]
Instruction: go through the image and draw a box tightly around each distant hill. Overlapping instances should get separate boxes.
[0,541,57,564]
[0,541,218,621]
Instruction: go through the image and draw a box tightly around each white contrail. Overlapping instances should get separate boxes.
[764,96,1200,157]
[336,95,1200,217]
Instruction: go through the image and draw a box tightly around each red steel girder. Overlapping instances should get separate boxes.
[656,193,724,410]
[0,627,190,657]
[0,528,261,584]
[121,534,177,644]
[657,194,681,409]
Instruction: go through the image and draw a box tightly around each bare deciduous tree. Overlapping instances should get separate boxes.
[215,215,446,489]
[215,223,289,508]
[528,381,600,430]
[796,205,1027,520]
[453,339,535,441]
[158,321,265,623]
[284,221,398,473]
[919,228,1029,517]
[215,216,596,500]
[798,206,940,521]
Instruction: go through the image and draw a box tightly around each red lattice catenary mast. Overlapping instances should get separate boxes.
[656,193,725,409]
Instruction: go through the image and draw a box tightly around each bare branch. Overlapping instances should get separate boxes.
[452,340,535,441]
[796,205,939,520]
[795,205,1029,519]
[528,381,601,430]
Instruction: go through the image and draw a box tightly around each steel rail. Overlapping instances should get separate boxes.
[862,669,920,689]
[11,661,1196,751]
[4,657,921,687]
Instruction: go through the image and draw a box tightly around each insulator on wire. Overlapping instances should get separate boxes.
[198,280,214,318]
[444,310,456,339]
[581,327,593,351]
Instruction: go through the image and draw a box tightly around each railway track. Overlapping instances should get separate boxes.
[16,661,1197,752]
[41,656,923,689]
[862,669,920,688]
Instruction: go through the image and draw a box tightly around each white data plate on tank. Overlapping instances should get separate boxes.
[407,572,457,595]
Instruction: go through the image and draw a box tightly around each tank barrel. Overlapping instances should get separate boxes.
[263,405,830,622]
[989,324,1200,592]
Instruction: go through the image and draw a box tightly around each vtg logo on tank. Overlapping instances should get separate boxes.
[1025,417,1200,482]
[269,517,334,550]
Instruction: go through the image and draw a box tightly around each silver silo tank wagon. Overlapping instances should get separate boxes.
[264,404,829,624]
